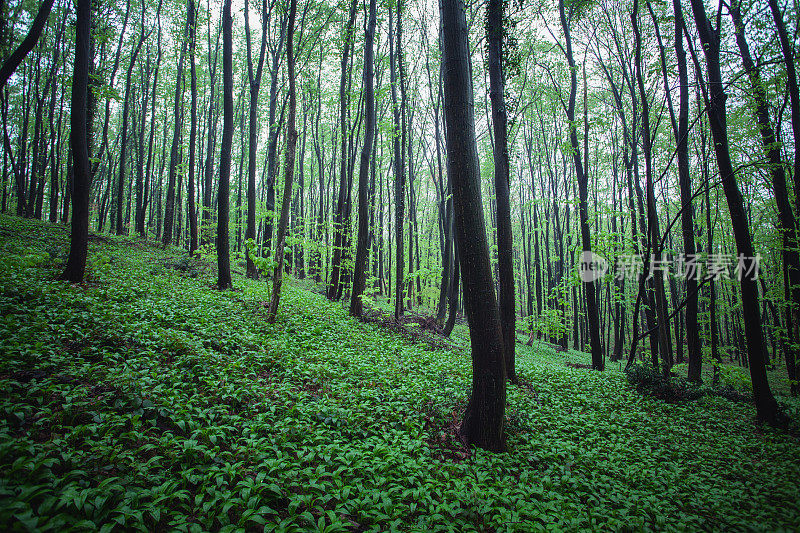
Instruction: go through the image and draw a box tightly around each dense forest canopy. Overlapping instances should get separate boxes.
[2,0,800,441]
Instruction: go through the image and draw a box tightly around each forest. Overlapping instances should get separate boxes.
[1,0,800,529]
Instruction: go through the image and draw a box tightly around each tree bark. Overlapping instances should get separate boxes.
[217,0,234,290]
[730,0,800,396]
[327,0,358,300]
[187,0,198,254]
[561,0,603,370]
[349,0,377,318]
[440,0,506,452]
[488,0,516,381]
[0,0,55,90]
[267,0,297,322]
[162,10,190,246]
[689,0,782,425]
[60,0,90,283]
[244,0,270,276]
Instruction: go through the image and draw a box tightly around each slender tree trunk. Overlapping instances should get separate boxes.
[327,0,358,300]
[689,0,782,425]
[163,11,190,246]
[187,0,198,254]
[561,0,603,370]
[350,0,377,318]
[767,0,800,215]
[731,0,800,396]
[116,24,146,235]
[267,0,297,322]
[0,0,55,90]
[488,0,516,381]
[244,0,269,276]
[390,1,405,318]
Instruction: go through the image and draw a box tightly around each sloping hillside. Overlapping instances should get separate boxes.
[1,215,799,532]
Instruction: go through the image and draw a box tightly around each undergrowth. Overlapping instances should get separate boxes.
[1,215,800,532]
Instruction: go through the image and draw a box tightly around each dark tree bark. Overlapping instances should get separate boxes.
[60,0,90,283]
[730,0,799,396]
[561,0,603,370]
[217,0,234,290]
[264,12,288,252]
[202,11,220,247]
[116,19,147,235]
[349,0,377,318]
[440,0,506,452]
[767,0,800,215]
[390,0,405,318]
[689,0,782,425]
[187,0,198,254]
[244,0,269,276]
[0,0,55,90]
[632,0,672,375]
[327,0,358,301]
[672,0,701,381]
[137,1,162,236]
[162,10,190,246]
[266,0,297,322]
[487,0,516,381]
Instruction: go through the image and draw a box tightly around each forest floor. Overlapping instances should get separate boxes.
[1,214,800,532]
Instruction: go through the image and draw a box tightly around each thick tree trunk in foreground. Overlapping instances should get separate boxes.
[217,0,233,290]
[350,0,377,318]
[689,0,782,425]
[60,0,90,283]
[440,0,506,452]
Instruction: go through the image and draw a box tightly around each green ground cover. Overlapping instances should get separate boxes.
[1,215,799,532]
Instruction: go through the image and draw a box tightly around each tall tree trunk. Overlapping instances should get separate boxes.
[202,11,220,246]
[440,0,506,452]
[267,0,297,322]
[60,0,90,283]
[327,0,358,300]
[217,0,234,289]
[767,0,800,215]
[244,0,270,276]
[187,0,198,254]
[0,0,55,90]
[561,0,603,370]
[163,10,190,246]
[116,22,146,235]
[689,0,782,425]
[672,0,701,381]
[488,0,516,381]
[730,0,800,397]
[350,0,377,318]
[390,0,405,318]
[633,0,671,375]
